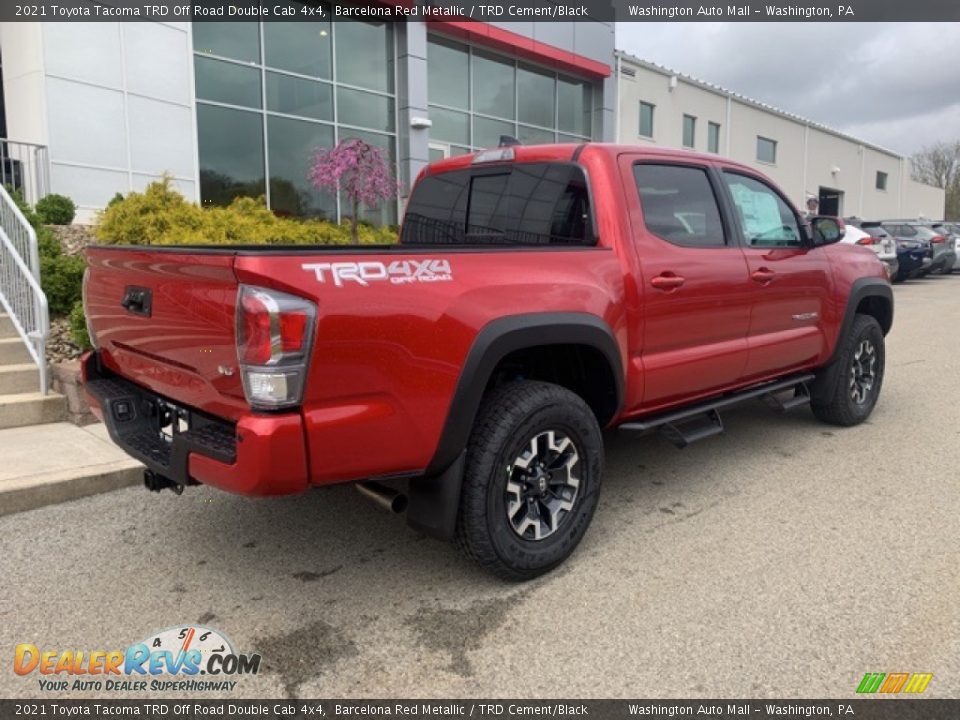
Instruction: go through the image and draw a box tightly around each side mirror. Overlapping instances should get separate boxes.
[810,216,845,246]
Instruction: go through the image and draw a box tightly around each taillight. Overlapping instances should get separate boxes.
[856,236,874,246]
[236,285,316,410]
[931,235,946,244]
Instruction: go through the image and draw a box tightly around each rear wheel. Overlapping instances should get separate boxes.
[812,314,885,426]
[455,381,603,580]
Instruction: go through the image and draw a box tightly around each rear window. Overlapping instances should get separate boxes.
[401,163,594,246]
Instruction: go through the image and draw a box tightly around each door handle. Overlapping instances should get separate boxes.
[751,268,775,284]
[651,273,685,290]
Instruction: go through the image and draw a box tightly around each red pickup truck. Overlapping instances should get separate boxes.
[82,143,892,579]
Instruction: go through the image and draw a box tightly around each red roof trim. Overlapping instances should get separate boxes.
[427,20,612,79]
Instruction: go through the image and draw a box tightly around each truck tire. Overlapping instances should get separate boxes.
[811,314,885,427]
[455,381,603,580]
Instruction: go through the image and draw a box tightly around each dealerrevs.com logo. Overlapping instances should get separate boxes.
[14,625,261,693]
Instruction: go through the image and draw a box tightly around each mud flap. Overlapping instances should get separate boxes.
[406,451,466,541]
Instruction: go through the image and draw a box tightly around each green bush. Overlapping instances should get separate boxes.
[36,193,77,225]
[37,227,62,259]
[107,192,125,208]
[95,177,399,246]
[69,301,92,351]
[40,253,85,316]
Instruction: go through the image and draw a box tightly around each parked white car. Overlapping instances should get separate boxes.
[842,222,899,278]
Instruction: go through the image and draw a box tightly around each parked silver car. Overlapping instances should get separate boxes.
[931,222,960,272]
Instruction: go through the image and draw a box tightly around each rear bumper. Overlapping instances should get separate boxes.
[81,352,309,496]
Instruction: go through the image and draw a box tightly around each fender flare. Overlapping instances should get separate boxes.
[833,277,893,352]
[406,312,624,540]
[812,277,893,403]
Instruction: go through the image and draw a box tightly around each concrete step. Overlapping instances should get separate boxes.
[0,363,39,394]
[0,337,32,365]
[0,422,143,517]
[0,392,66,430]
[0,313,16,340]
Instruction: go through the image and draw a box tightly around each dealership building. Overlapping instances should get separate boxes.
[0,18,615,222]
[0,21,944,223]
[616,51,945,219]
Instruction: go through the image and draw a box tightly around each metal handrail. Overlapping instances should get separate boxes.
[0,138,51,206]
[0,183,49,394]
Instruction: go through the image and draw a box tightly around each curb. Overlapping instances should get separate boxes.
[0,461,143,517]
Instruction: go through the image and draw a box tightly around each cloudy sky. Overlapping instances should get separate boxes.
[615,22,960,156]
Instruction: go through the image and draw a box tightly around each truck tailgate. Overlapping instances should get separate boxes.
[85,247,247,420]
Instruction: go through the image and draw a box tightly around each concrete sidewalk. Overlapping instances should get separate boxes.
[0,422,142,516]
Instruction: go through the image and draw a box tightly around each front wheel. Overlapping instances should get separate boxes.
[455,381,603,580]
[811,314,885,427]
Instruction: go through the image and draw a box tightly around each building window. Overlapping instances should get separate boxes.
[876,171,888,191]
[426,36,594,153]
[639,102,654,138]
[682,114,696,149]
[756,136,777,164]
[708,122,721,154]
[193,14,397,225]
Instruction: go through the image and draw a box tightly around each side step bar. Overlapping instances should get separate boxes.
[618,373,815,448]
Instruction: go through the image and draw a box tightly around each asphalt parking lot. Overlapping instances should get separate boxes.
[2,274,959,700]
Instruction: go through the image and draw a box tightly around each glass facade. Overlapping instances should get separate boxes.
[193,16,397,224]
[193,23,602,226]
[426,35,595,152]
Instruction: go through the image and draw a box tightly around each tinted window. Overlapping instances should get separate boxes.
[723,172,801,247]
[197,104,265,207]
[194,56,262,109]
[193,22,260,63]
[518,64,556,129]
[335,21,393,93]
[634,164,726,247]
[558,77,592,136]
[263,19,331,79]
[402,163,593,246]
[473,50,515,119]
[428,36,469,110]
[875,171,888,190]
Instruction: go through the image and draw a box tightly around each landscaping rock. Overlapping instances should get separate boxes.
[47,224,96,256]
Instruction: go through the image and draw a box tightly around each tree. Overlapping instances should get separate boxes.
[911,141,960,219]
[307,138,398,242]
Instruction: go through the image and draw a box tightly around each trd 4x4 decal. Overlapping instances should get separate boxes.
[302,260,453,287]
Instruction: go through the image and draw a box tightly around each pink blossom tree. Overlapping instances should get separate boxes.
[307,138,398,242]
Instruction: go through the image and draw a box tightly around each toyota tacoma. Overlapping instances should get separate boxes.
[82,144,893,579]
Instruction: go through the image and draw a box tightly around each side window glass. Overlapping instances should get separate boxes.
[632,164,726,247]
[723,172,802,248]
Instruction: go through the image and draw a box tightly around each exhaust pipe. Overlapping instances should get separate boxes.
[356,481,408,514]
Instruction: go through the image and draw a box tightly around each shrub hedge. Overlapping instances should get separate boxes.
[95,178,399,246]
[10,179,399,336]
[36,193,77,225]
[69,300,92,351]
